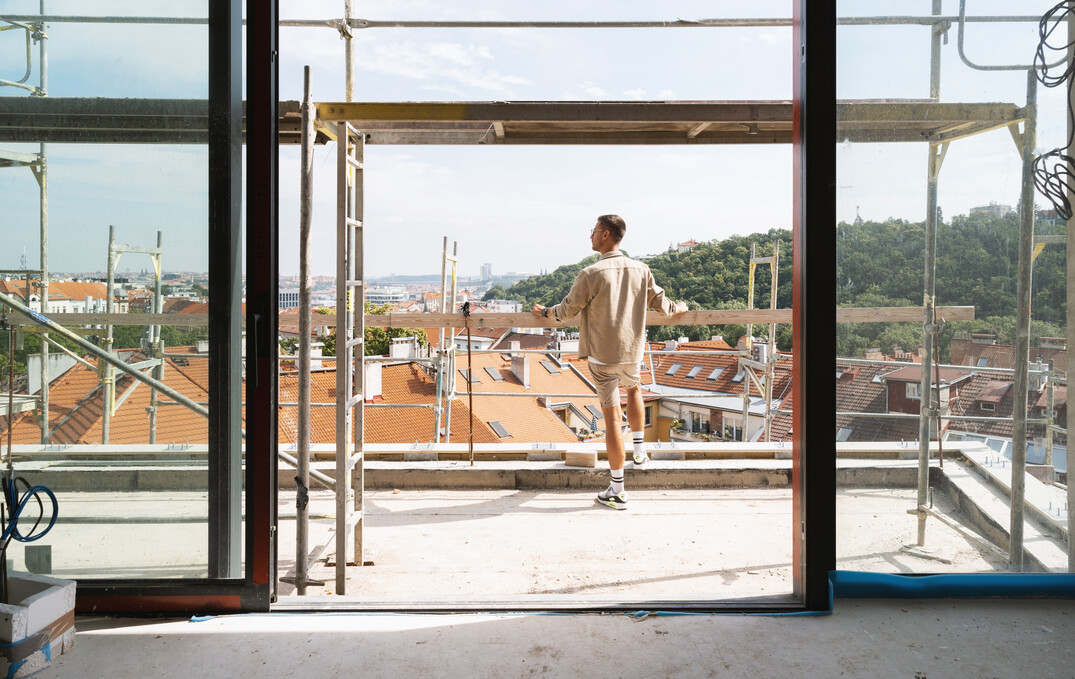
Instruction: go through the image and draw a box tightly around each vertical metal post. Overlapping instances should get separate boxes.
[149,231,163,444]
[1010,69,1038,571]
[344,0,355,102]
[766,241,778,441]
[296,66,315,595]
[1045,364,1054,471]
[444,241,457,442]
[915,0,946,548]
[435,236,447,441]
[1067,4,1075,573]
[37,0,48,445]
[352,129,365,570]
[335,123,365,591]
[929,0,943,100]
[103,225,115,444]
[916,142,945,546]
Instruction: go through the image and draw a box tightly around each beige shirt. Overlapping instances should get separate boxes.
[549,250,677,364]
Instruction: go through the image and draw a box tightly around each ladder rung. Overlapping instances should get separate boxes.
[346,279,363,288]
[346,393,363,409]
[347,452,362,472]
[346,156,364,170]
[346,510,363,529]
[345,337,363,349]
[346,217,362,229]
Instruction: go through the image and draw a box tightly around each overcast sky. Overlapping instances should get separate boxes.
[0,1,1067,279]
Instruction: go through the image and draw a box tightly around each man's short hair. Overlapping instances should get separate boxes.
[597,214,626,243]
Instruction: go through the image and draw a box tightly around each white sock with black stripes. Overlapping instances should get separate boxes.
[610,469,624,495]
[632,431,645,457]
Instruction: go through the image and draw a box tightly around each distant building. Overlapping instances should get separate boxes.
[279,288,299,310]
[480,263,493,282]
[367,286,408,306]
[676,239,699,253]
[970,202,1013,218]
[485,299,521,313]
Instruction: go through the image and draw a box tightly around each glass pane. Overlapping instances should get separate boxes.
[0,4,244,580]
[275,1,798,603]
[836,1,1069,575]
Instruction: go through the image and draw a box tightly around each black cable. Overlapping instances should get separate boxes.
[1032,1,1075,220]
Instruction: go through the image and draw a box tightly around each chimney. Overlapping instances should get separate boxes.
[365,360,383,401]
[310,343,323,370]
[390,336,415,359]
[510,341,530,388]
[663,340,678,351]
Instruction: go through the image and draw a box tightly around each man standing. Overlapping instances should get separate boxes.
[532,215,687,510]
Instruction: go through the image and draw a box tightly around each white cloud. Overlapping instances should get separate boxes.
[580,81,610,97]
[623,88,646,100]
[357,39,530,95]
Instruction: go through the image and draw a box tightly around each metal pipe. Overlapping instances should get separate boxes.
[839,356,1017,372]
[103,225,115,444]
[1067,6,1075,574]
[296,65,315,596]
[343,0,354,102]
[444,241,457,443]
[0,291,210,419]
[335,122,352,593]
[836,411,1048,424]
[917,140,944,547]
[352,127,366,573]
[42,334,94,370]
[149,231,163,444]
[37,2,47,444]
[1009,69,1038,571]
[956,0,1067,72]
[0,13,1058,28]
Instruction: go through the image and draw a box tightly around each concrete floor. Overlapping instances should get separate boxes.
[49,599,1075,678]
[23,485,1075,677]
[276,486,1007,602]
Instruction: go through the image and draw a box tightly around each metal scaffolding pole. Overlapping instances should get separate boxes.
[37,0,48,445]
[103,225,116,444]
[1009,69,1038,571]
[915,0,945,548]
[148,231,163,444]
[343,0,354,102]
[296,65,315,595]
[1068,6,1075,575]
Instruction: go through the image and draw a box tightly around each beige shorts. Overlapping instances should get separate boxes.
[588,360,642,408]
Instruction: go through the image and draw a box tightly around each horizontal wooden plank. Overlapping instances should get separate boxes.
[8,313,209,327]
[8,306,972,330]
[353,306,974,329]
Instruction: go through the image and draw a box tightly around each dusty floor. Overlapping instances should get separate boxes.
[49,598,1075,679]
[276,486,1007,603]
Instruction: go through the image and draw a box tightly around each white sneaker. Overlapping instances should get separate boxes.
[633,450,649,466]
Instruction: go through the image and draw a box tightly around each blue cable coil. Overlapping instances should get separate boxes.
[2,477,58,543]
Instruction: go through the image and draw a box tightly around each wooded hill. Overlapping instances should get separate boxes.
[490,210,1067,361]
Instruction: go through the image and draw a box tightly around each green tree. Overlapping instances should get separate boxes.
[320,302,429,357]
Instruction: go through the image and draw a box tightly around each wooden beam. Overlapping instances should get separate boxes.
[316,101,795,123]
[686,122,711,138]
[7,313,209,327]
[7,306,972,330]
[355,305,974,329]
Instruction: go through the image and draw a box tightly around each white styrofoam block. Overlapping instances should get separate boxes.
[0,572,76,678]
